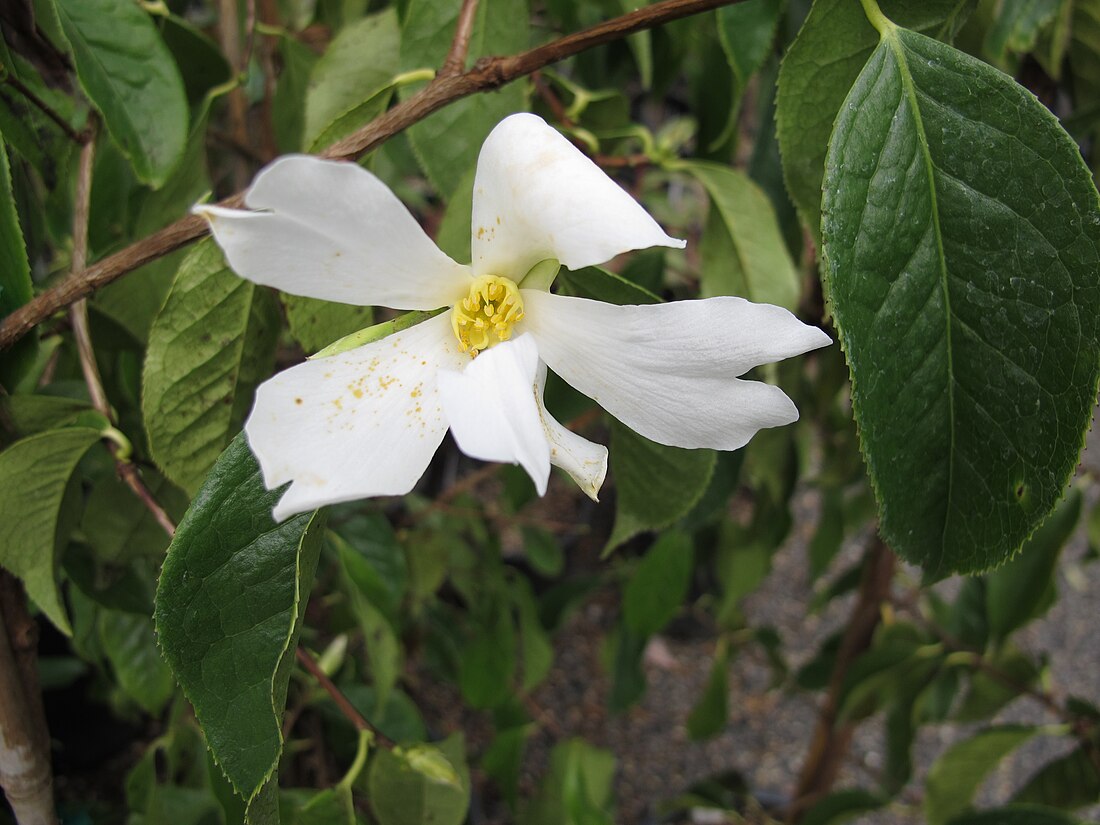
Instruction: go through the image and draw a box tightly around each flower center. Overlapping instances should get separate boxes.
[451,275,524,356]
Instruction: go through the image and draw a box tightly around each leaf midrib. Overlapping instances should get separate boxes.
[880,26,957,570]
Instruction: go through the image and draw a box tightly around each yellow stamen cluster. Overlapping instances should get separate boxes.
[451,275,524,356]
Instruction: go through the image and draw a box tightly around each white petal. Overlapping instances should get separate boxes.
[523,292,832,451]
[470,113,685,279]
[438,334,551,494]
[196,155,470,310]
[535,362,607,500]
[244,313,468,521]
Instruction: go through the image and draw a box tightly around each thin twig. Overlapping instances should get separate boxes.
[441,0,480,76]
[295,647,394,748]
[0,0,748,353]
[787,537,896,823]
[66,125,178,540]
[0,72,87,144]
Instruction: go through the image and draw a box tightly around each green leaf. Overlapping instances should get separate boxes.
[0,135,36,388]
[622,531,694,638]
[821,23,1100,575]
[143,239,279,495]
[0,427,103,634]
[686,640,730,740]
[945,804,1082,825]
[985,489,1080,640]
[682,160,801,310]
[606,420,716,551]
[985,0,1066,63]
[800,789,888,825]
[717,0,783,90]
[606,622,647,712]
[556,265,661,306]
[367,733,470,825]
[155,434,325,803]
[1013,745,1100,809]
[55,0,187,186]
[513,575,553,692]
[159,14,231,105]
[458,596,517,709]
[399,0,529,195]
[925,725,1045,825]
[281,294,374,355]
[273,33,319,154]
[303,9,399,150]
[99,610,174,714]
[777,0,974,240]
[81,470,187,563]
[337,536,402,713]
[520,738,616,825]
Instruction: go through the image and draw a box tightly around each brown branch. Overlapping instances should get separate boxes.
[0,0,746,353]
[787,537,896,823]
[295,647,394,748]
[440,0,480,77]
[67,126,178,541]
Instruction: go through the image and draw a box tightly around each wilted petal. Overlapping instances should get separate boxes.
[535,362,607,500]
[245,313,468,521]
[197,155,470,310]
[470,113,685,279]
[438,334,551,494]
[523,292,831,451]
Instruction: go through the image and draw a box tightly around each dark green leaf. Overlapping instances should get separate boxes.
[985,489,1080,640]
[99,610,174,714]
[607,420,716,551]
[606,623,647,712]
[155,434,325,803]
[925,725,1043,825]
[686,640,730,740]
[556,265,661,306]
[717,0,783,90]
[985,0,1065,63]
[777,0,975,239]
[623,531,694,638]
[520,738,616,825]
[0,135,35,388]
[282,294,374,355]
[1013,746,1100,809]
[822,24,1100,574]
[945,804,1082,825]
[0,427,103,634]
[801,789,888,825]
[143,239,279,495]
[56,0,188,186]
[458,597,516,709]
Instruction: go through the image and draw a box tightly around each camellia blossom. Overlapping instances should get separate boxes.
[196,113,830,521]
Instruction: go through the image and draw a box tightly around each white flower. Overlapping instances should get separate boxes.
[196,113,830,521]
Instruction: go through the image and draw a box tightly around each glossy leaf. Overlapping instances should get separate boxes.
[822,23,1100,574]
[155,434,325,802]
[55,0,187,186]
[143,239,279,495]
[777,0,974,239]
[683,160,801,310]
[0,427,103,634]
[606,420,716,551]
[925,725,1044,825]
